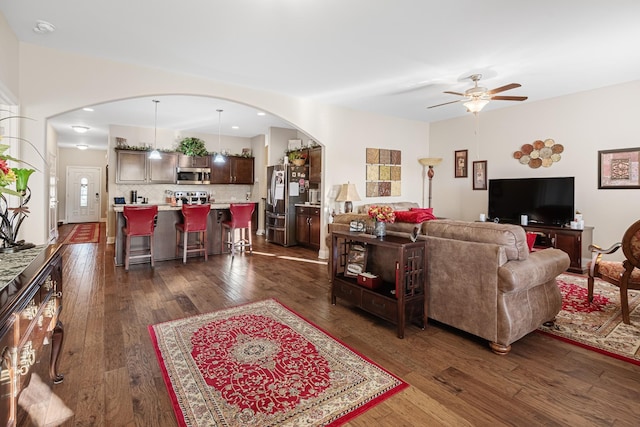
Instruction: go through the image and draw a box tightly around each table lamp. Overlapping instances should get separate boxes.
[418,157,442,208]
[336,182,361,213]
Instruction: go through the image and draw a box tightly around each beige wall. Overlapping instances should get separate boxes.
[0,12,19,103]
[57,147,108,222]
[5,9,637,262]
[15,42,430,257]
[430,80,640,261]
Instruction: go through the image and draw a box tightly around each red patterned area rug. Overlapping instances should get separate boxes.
[538,273,640,365]
[149,299,408,426]
[62,223,100,244]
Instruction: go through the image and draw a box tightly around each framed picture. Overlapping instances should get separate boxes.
[345,244,367,277]
[288,139,303,151]
[473,160,487,190]
[598,147,640,189]
[455,149,468,178]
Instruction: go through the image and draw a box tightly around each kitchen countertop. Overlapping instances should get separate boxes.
[112,201,257,212]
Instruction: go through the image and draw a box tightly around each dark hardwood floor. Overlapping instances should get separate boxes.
[50,223,640,426]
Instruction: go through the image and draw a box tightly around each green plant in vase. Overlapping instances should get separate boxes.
[177,137,208,156]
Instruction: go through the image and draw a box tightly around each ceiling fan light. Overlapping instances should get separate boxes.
[148,149,162,160]
[464,99,489,113]
[213,153,225,163]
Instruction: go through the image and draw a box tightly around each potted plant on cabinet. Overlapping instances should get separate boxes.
[177,137,208,156]
[288,150,307,166]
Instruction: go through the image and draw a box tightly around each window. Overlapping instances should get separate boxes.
[80,177,88,207]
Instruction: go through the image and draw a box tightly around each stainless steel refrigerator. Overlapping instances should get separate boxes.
[266,164,308,246]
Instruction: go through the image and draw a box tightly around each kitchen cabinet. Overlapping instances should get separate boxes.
[211,156,254,184]
[116,150,177,184]
[308,147,322,184]
[178,154,210,168]
[524,225,593,273]
[296,205,321,249]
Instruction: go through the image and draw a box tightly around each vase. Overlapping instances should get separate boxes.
[292,159,306,166]
[374,220,386,238]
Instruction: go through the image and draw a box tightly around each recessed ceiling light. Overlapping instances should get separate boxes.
[72,125,90,133]
[76,144,89,150]
[82,107,94,112]
[257,112,266,116]
[33,20,56,34]
[232,126,239,129]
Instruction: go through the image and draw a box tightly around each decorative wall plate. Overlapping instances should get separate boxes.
[514,138,563,168]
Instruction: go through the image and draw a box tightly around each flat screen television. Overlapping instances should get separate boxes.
[488,177,575,226]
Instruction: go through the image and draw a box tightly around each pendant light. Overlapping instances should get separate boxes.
[148,99,162,160]
[213,109,225,164]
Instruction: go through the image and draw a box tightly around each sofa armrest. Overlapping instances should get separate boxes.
[498,248,570,293]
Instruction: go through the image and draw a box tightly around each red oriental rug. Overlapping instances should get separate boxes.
[538,273,640,365]
[149,299,408,426]
[62,223,100,244]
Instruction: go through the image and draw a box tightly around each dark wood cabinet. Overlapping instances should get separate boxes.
[524,225,593,273]
[0,245,64,426]
[116,150,146,183]
[178,154,210,168]
[211,156,254,184]
[308,147,322,184]
[116,150,177,184]
[296,206,320,249]
[148,152,178,183]
[330,230,427,338]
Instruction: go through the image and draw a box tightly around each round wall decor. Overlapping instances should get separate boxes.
[513,138,563,168]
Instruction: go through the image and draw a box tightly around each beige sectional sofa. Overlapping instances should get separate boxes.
[329,205,570,354]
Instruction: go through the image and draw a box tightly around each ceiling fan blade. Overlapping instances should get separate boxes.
[490,95,528,101]
[427,99,463,109]
[487,83,521,95]
[443,91,465,96]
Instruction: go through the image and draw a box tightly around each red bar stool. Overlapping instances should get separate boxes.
[221,203,255,258]
[175,204,210,263]
[122,205,158,271]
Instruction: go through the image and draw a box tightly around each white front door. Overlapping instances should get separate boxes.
[66,166,101,223]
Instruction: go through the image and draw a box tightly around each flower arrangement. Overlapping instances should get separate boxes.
[1,110,40,252]
[367,205,396,223]
[0,112,37,196]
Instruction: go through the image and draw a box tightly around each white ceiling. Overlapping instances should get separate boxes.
[2,1,640,150]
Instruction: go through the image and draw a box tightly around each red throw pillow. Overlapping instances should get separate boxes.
[395,210,436,223]
[526,232,537,252]
[410,207,434,214]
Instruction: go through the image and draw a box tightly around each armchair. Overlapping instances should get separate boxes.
[587,219,640,324]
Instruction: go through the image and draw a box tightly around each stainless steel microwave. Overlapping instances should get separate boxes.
[176,167,211,185]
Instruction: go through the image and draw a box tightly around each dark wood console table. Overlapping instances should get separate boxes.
[330,230,427,338]
[0,244,64,426]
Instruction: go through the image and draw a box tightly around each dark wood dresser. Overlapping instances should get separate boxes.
[0,244,64,426]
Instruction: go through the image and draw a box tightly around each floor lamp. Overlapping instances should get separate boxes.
[418,158,442,208]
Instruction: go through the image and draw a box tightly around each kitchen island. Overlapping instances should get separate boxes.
[113,202,257,266]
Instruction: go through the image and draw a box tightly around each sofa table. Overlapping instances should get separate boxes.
[330,230,427,338]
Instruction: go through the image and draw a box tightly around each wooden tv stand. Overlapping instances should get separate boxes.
[523,224,593,274]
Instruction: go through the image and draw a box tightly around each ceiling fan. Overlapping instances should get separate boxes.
[427,74,528,113]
